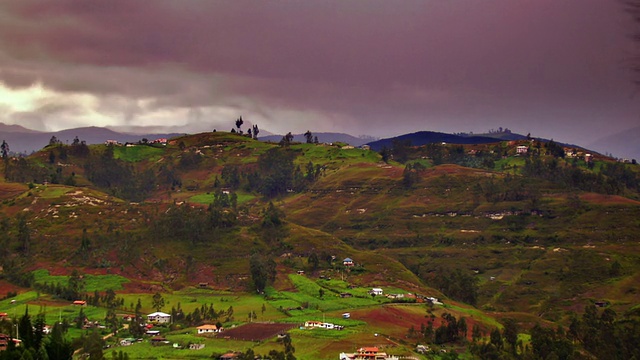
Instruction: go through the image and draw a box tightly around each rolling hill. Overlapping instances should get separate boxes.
[0,130,639,359]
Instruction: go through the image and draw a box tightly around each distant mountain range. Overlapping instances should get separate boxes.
[0,123,182,154]
[588,126,640,161]
[259,132,372,147]
[2,122,636,160]
[365,131,504,152]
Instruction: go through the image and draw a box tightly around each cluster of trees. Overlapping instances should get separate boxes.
[522,156,638,195]
[219,149,322,198]
[383,141,501,171]
[224,334,296,360]
[473,176,541,206]
[230,116,260,139]
[402,162,426,188]
[33,270,87,302]
[0,309,74,360]
[567,305,640,359]
[84,147,156,201]
[467,306,640,359]
[408,312,468,345]
[249,252,277,293]
[170,302,234,327]
[3,156,49,184]
[151,190,239,244]
[422,268,479,306]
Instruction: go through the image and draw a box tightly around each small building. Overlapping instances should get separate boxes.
[516,145,528,155]
[197,324,219,334]
[340,292,353,298]
[339,347,398,360]
[342,313,351,319]
[189,343,205,350]
[120,338,136,346]
[343,258,354,267]
[369,288,383,296]
[73,300,87,306]
[150,336,168,345]
[0,333,10,352]
[220,353,240,360]
[304,321,323,328]
[296,270,305,275]
[146,330,160,336]
[147,312,171,324]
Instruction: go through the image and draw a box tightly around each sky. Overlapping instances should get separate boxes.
[0,0,639,147]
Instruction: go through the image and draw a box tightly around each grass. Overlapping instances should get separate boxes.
[188,192,255,205]
[32,270,130,292]
[113,145,166,162]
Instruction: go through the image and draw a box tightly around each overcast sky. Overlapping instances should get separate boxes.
[0,0,638,146]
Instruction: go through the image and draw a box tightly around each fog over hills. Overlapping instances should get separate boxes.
[588,125,640,161]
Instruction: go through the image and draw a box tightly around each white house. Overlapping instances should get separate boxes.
[304,321,323,328]
[197,324,219,334]
[369,288,383,296]
[516,146,528,154]
[147,312,171,324]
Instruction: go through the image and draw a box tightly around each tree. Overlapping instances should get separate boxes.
[16,213,31,255]
[68,270,85,300]
[129,299,145,338]
[235,116,244,133]
[250,253,269,293]
[18,307,34,349]
[280,132,294,147]
[490,328,503,350]
[252,124,260,140]
[304,130,313,144]
[82,329,105,360]
[307,252,319,271]
[152,292,165,311]
[1,140,9,158]
[45,323,73,360]
[502,318,519,353]
[105,308,119,335]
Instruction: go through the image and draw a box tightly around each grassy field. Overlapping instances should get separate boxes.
[113,145,166,162]
[32,270,131,292]
[188,192,255,205]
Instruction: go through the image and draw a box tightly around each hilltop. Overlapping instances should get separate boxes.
[0,130,639,359]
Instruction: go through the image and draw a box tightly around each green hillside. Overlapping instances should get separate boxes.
[0,131,639,359]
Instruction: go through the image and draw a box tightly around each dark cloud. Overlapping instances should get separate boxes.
[0,0,638,147]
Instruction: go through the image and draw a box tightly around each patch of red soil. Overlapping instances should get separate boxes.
[0,280,25,297]
[579,193,640,205]
[353,305,486,341]
[220,322,297,341]
[353,305,434,335]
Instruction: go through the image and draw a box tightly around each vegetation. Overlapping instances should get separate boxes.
[0,129,638,359]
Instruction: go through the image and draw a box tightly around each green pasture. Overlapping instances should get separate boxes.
[113,145,166,162]
[188,192,255,205]
[119,290,284,323]
[32,270,130,292]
